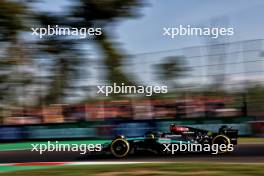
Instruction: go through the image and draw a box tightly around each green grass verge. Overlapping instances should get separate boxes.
[1,163,264,176]
[238,137,264,143]
[0,140,111,151]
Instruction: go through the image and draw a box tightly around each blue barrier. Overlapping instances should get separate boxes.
[25,126,97,139]
[0,120,256,141]
[115,122,153,137]
[0,126,22,140]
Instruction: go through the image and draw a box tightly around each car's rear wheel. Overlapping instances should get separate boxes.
[110,138,130,158]
[212,135,231,154]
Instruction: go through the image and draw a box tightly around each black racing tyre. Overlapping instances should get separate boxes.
[212,135,231,154]
[110,138,130,158]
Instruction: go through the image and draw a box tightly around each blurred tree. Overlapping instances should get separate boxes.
[246,85,264,116]
[154,56,186,88]
[0,0,145,108]
[68,0,144,85]
[28,0,145,104]
[32,14,86,105]
[0,0,32,109]
[36,39,84,105]
[0,0,26,42]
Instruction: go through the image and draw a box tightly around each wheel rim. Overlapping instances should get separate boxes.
[212,135,231,154]
[111,138,130,157]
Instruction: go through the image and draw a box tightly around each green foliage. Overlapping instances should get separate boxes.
[0,0,33,108]
[0,0,28,41]
[68,0,144,86]
[155,56,186,87]
[246,85,264,115]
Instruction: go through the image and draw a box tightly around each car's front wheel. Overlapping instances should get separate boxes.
[212,135,231,154]
[110,138,130,158]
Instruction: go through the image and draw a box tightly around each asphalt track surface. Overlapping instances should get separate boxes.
[0,144,263,164]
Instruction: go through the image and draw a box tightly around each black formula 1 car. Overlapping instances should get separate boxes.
[103,124,238,158]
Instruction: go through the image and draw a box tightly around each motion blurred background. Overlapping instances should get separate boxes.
[0,0,264,141]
